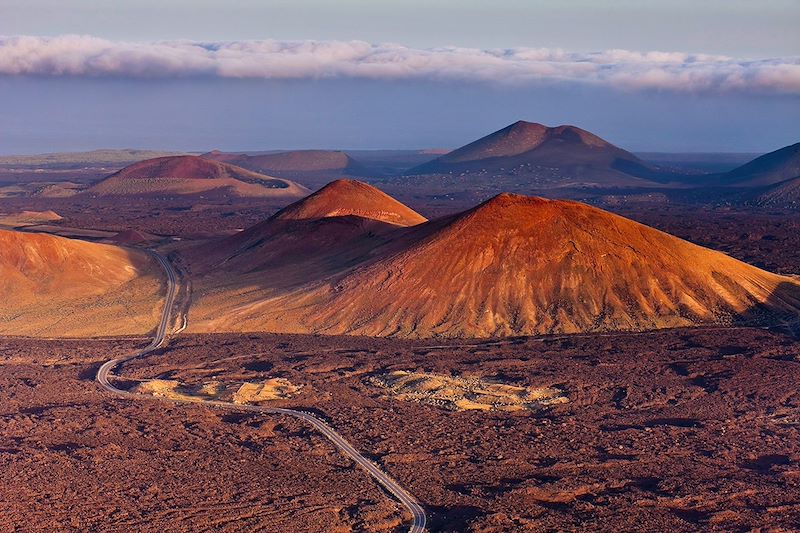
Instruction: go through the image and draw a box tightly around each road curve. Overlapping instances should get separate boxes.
[96,251,426,532]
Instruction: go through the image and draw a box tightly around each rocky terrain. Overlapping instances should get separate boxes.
[4,326,799,531]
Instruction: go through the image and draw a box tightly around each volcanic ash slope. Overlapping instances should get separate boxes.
[0,229,164,337]
[191,192,800,338]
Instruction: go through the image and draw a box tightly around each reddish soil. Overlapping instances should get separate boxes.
[0,338,404,531]
[4,326,797,531]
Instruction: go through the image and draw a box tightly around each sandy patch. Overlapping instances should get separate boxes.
[368,370,567,412]
[133,377,301,405]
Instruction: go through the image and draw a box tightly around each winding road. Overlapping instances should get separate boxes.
[96,251,427,532]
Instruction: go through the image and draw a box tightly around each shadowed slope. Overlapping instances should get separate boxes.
[190,193,800,338]
[723,143,800,187]
[747,175,800,208]
[0,229,163,336]
[86,155,310,198]
[185,180,424,286]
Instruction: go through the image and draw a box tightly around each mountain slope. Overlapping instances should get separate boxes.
[185,180,424,286]
[0,229,163,336]
[86,155,310,198]
[722,143,800,187]
[188,192,800,338]
[751,175,800,208]
[407,121,672,187]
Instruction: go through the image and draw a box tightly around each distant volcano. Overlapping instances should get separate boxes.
[86,155,310,198]
[722,142,800,187]
[203,150,367,176]
[407,121,674,187]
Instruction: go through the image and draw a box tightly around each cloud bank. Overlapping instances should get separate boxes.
[1,35,798,94]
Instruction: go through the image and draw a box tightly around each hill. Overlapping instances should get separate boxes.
[0,229,163,336]
[0,210,62,227]
[85,156,310,198]
[274,179,427,226]
[722,143,800,187]
[203,150,366,175]
[407,121,675,187]
[185,180,425,286]
[187,188,800,338]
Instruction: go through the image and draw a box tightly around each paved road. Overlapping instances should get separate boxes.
[96,251,427,532]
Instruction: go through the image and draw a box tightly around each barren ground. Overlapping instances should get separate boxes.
[3,327,799,531]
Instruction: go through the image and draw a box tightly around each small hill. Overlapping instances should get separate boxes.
[722,143,800,187]
[108,229,157,245]
[0,210,63,227]
[0,229,163,336]
[751,175,800,208]
[407,121,672,187]
[185,180,424,285]
[203,150,366,175]
[274,179,427,226]
[86,155,310,198]
[188,191,800,338]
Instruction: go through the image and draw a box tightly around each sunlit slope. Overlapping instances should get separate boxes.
[0,229,163,336]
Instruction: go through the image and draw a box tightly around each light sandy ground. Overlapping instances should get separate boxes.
[368,370,568,412]
[134,377,302,405]
[0,210,62,227]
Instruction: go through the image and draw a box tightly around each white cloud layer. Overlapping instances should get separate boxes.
[1,35,798,94]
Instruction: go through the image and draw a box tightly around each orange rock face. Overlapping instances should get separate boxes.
[188,187,800,338]
[273,179,427,226]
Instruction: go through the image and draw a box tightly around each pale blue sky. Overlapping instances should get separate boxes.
[3,0,798,55]
[0,1,797,154]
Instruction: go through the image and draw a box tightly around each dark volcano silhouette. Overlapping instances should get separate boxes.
[406,121,676,187]
[721,143,800,187]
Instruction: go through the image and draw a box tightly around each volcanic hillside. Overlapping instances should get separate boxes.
[186,180,426,285]
[721,142,800,187]
[407,121,673,187]
[274,179,427,226]
[751,176,800,208]
[188,190,800,338]
[86,156,310,198]
[203,150,366,176]
[0,229,163,336]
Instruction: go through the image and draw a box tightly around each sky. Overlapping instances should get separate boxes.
[0,0,798,154]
